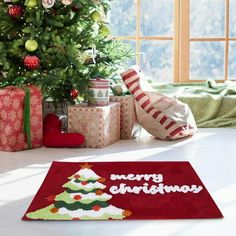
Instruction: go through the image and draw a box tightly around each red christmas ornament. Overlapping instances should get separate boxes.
[73,195,82,201]
[50,207,59,213]
[92,205,101,211]
[95,190,104,196]
[8,5,24,18]
[70,89,79,99]
[81,181,88,186]
[24,55,40,70]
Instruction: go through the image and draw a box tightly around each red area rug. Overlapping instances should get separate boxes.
[22,161,223,220]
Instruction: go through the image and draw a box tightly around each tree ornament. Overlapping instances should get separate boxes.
[61,0,73,6]
[92,205,101,211]
[24,0,38,8]
[42,0,55,8]
[70,89,79,99]
[50,207,59,213]
[73,195,82,201]
[112,84,123,96]
[91,10,102,22]
[24,55,40,70]
[95,190,104,196]
[25,39,38,52]
[8,5,24,19]
[99,25,110,36]
[81,181,88,186]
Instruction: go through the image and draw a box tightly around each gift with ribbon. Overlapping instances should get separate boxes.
[0,85,42,152]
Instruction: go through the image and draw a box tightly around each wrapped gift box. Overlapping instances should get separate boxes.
[110,95,141,139]
[68,102,120,148]
[0,86,42,152]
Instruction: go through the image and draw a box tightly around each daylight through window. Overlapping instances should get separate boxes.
[108,0,236,82]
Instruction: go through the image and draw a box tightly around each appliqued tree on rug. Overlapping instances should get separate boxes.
[0,0,132,103]
[26,163,132,220]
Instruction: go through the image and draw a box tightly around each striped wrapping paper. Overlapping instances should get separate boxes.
[121,68,197,140]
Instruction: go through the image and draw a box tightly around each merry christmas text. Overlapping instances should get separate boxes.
[109,183,203,195]
[109,173,203,195]
[110,173,163,183]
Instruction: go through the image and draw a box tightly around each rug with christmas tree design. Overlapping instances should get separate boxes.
[22,161,223,220]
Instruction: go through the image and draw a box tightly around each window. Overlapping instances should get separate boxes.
[108,0,174,82]
[108,0,236,82]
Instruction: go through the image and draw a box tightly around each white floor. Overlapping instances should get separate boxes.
[0,128,236,236]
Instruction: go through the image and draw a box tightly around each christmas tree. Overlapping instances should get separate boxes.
[26,163,132,220]
[0,0,132,103]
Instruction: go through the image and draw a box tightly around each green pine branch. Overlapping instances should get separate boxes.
[0,0,134,102]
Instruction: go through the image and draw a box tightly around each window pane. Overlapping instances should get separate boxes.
[229,0,236,37]
[190,0,225,38]
[108,0,135,36]
[141,0,173,36]
[228,42,236,80]
[140,41,173,82]
[190,42,224,80]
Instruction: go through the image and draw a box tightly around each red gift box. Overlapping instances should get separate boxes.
[0,86,42,152]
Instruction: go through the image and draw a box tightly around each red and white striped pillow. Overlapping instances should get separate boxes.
[121,68,197,140]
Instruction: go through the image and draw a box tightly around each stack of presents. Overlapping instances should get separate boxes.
[0,80,140,152]
[0,68,197,152]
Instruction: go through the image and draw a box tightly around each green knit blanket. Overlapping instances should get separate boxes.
[153,80,236,128]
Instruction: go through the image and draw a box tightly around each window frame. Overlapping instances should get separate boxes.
[112,0,235,82]
[113,0,174,77]
[179,0,232,82]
